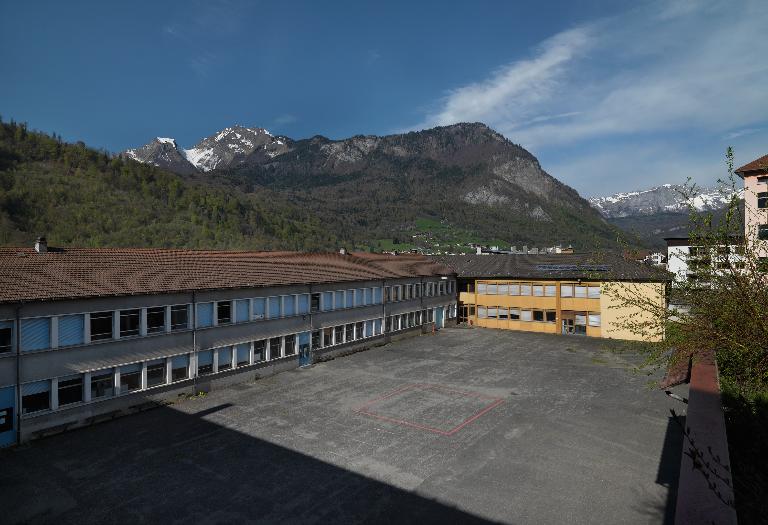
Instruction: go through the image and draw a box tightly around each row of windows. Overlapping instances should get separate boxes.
[688,246,746,257]
[687,259,747,270]
[476,306,601,326]
[16,304,457,415]
[312,318,383,350]
[0,305,191,354]
[1,281,455,354]
[383,281,452,302]
[19,328,315,415]
[476,283,600,299]
[19,353,195,415]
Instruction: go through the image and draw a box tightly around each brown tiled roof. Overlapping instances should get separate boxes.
[735,153,768,176]
[431,252,670,282]
[0,248,454,304]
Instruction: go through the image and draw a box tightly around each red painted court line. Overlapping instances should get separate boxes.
[420,383,501,400]
[445,398,505,435]
[355,383,505,436]
[356,409,453,436]
[354,383,419,412]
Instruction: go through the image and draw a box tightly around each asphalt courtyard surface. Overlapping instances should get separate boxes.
[0,328,683,524]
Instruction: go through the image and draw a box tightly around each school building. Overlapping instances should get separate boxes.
[433,253,668,341]
[0,244,457,447]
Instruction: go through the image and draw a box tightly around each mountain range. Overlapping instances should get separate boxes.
[123,126,291,175]
[588,184,739,218]
[120,122,625,251]
[588,184,741,249]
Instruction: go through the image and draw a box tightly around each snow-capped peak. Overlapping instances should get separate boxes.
[182,125,287,172]
[123,125,291,173]
[589,184,741,218]
[214,126,272,143]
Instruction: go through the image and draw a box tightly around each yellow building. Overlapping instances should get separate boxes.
[435,254,668,342]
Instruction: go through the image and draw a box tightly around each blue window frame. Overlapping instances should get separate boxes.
[322,292,333,311]
[373,287,382,304]
[20,318,51,352]
[171,355,190,381]
[58,314,85,347]
[268,297,281,318]
[21,380,50,413]
[364,288,373,305]
[252,298,266,320]
[356,289,364,307]
[283,295,296,317]
[196,303,214,328]
[297,294,310,314]
[217,347,233,370]
[0,385,16,444]
[235,300,250,323]
[197,350,214,375]
[335,290,345,309]
[236,343,250,366]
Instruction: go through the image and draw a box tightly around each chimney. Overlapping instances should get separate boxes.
[34,237,48,254]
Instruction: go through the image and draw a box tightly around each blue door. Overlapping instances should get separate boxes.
[435,307,444,330]
[298,332,311,367]
[0,386,16,448]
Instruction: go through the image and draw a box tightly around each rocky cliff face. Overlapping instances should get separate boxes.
[183,126,290,172]
[123,122,621,248]
[123,137,198,175]
[121,126,290,173]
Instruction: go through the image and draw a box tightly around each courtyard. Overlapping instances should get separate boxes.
[0,328,682,524]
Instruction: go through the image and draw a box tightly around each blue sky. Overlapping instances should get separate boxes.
[2,0,766,196]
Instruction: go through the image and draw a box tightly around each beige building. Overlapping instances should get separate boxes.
[434,253,668,342]
[735,153,768,261]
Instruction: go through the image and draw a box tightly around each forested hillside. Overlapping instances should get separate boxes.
[1,120,635,252]
[208,123,628,251]
[0,119,336,250]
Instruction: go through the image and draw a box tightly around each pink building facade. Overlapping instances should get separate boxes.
[735,153,768,260]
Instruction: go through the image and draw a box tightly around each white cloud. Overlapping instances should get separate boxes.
[274,114,298,126]
[724,128,762,140]
[415,27,592,131]
[188,52,216,77]
[409,0,768,195]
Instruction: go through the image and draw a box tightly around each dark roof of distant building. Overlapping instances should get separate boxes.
[0,248,454,304]
[431,252,669,282]
[735,153,768,176]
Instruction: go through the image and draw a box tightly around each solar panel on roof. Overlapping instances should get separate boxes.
[536,264,611,272]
